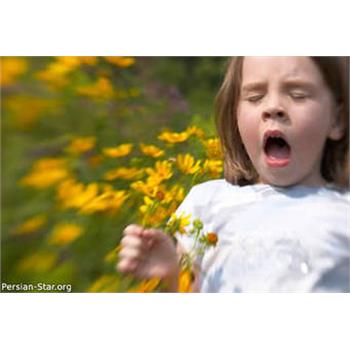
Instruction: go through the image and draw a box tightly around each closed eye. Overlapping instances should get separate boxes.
[288,87,312,101]
[246,94,264,102]
[290,93,309,100]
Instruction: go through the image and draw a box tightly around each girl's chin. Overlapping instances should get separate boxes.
[256,160,325,187]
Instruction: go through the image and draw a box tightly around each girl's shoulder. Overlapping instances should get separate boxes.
[318,186,350,205]
[190,179,231,191]
[342,190,350,206]
[187,180,350,205]
[186,179,248,206]
[188,179,236,198]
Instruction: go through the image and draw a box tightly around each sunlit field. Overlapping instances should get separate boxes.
[1,56,226,292]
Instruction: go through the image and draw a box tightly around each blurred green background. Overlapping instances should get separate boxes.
[1,56,227,292]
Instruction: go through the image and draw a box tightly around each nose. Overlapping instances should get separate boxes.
[262,95,287,121]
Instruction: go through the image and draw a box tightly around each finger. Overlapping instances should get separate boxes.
[123,224,144,237]
[142,228,169,245]
[118,246,144,260]
[120,235,153,254]
[120,235,143,249]
[117,258,139,274]
[139,230,157,249]
[142,228,163,239]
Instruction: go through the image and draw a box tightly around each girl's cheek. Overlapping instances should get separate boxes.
[294,105,331,135]
[237,112,260,155]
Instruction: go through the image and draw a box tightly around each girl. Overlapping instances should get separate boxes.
[117,57,349,292]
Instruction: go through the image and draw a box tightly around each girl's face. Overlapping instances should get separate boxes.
[237,56,343,187]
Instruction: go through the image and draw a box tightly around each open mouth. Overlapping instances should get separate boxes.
[263,130,291,167]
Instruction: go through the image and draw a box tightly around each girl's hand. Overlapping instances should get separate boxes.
[117,224,179,288]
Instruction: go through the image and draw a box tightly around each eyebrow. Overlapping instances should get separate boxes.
[241,82,266,93]
[241,79,317,93]
[282,79,317,90]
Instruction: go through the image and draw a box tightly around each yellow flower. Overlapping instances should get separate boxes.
[87,274,120,292]
[66,136,96,155]
[74,183,99,207]
[80,189,129,215]
[130,180,152,196]
[103,167,143,181]
[176,154,201,174]
[79,56,98,65]
[202,159,223,178]
[57,56,97,67]
[139,143,164,158]
[36,60,72,88]
[130,180,163,198]
[145,160,173,184]
[178,269,193,292]
[16,252,57,273]
[76,77,114,99]
[203,138,223,159]
[57,179,98,209]
[0,57,28,86]
[143,205,170,227]
[36,57,97,88]
[32,158,66,170]
[81,57,98,65]
[48,223,84,246]
[5,96,53,128]
[185,125,205,139]
[166,212,191,235]
[55,56,81,69]
[104,56,135,67]
[102,143,133,157]
[139,195,171,226]
[128,278,161,292]
[131,181,182,210]
[20,158,69,189]
[139,196,156,215]
[13,214,47,235]
[162,185,185,204]
[158,130,190,143]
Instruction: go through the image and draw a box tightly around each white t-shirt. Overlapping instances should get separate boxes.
[175,179,350,292]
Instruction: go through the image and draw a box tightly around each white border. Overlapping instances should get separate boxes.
[1,0,349,55]
[0,293,349,349]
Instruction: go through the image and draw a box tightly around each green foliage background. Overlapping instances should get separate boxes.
[1,56,227,292]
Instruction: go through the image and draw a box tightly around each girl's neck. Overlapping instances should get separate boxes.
[257,175,328,188]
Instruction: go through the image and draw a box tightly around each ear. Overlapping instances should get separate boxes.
[328,103,345,141]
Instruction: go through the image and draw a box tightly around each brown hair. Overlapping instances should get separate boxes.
[215,56,349,188]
